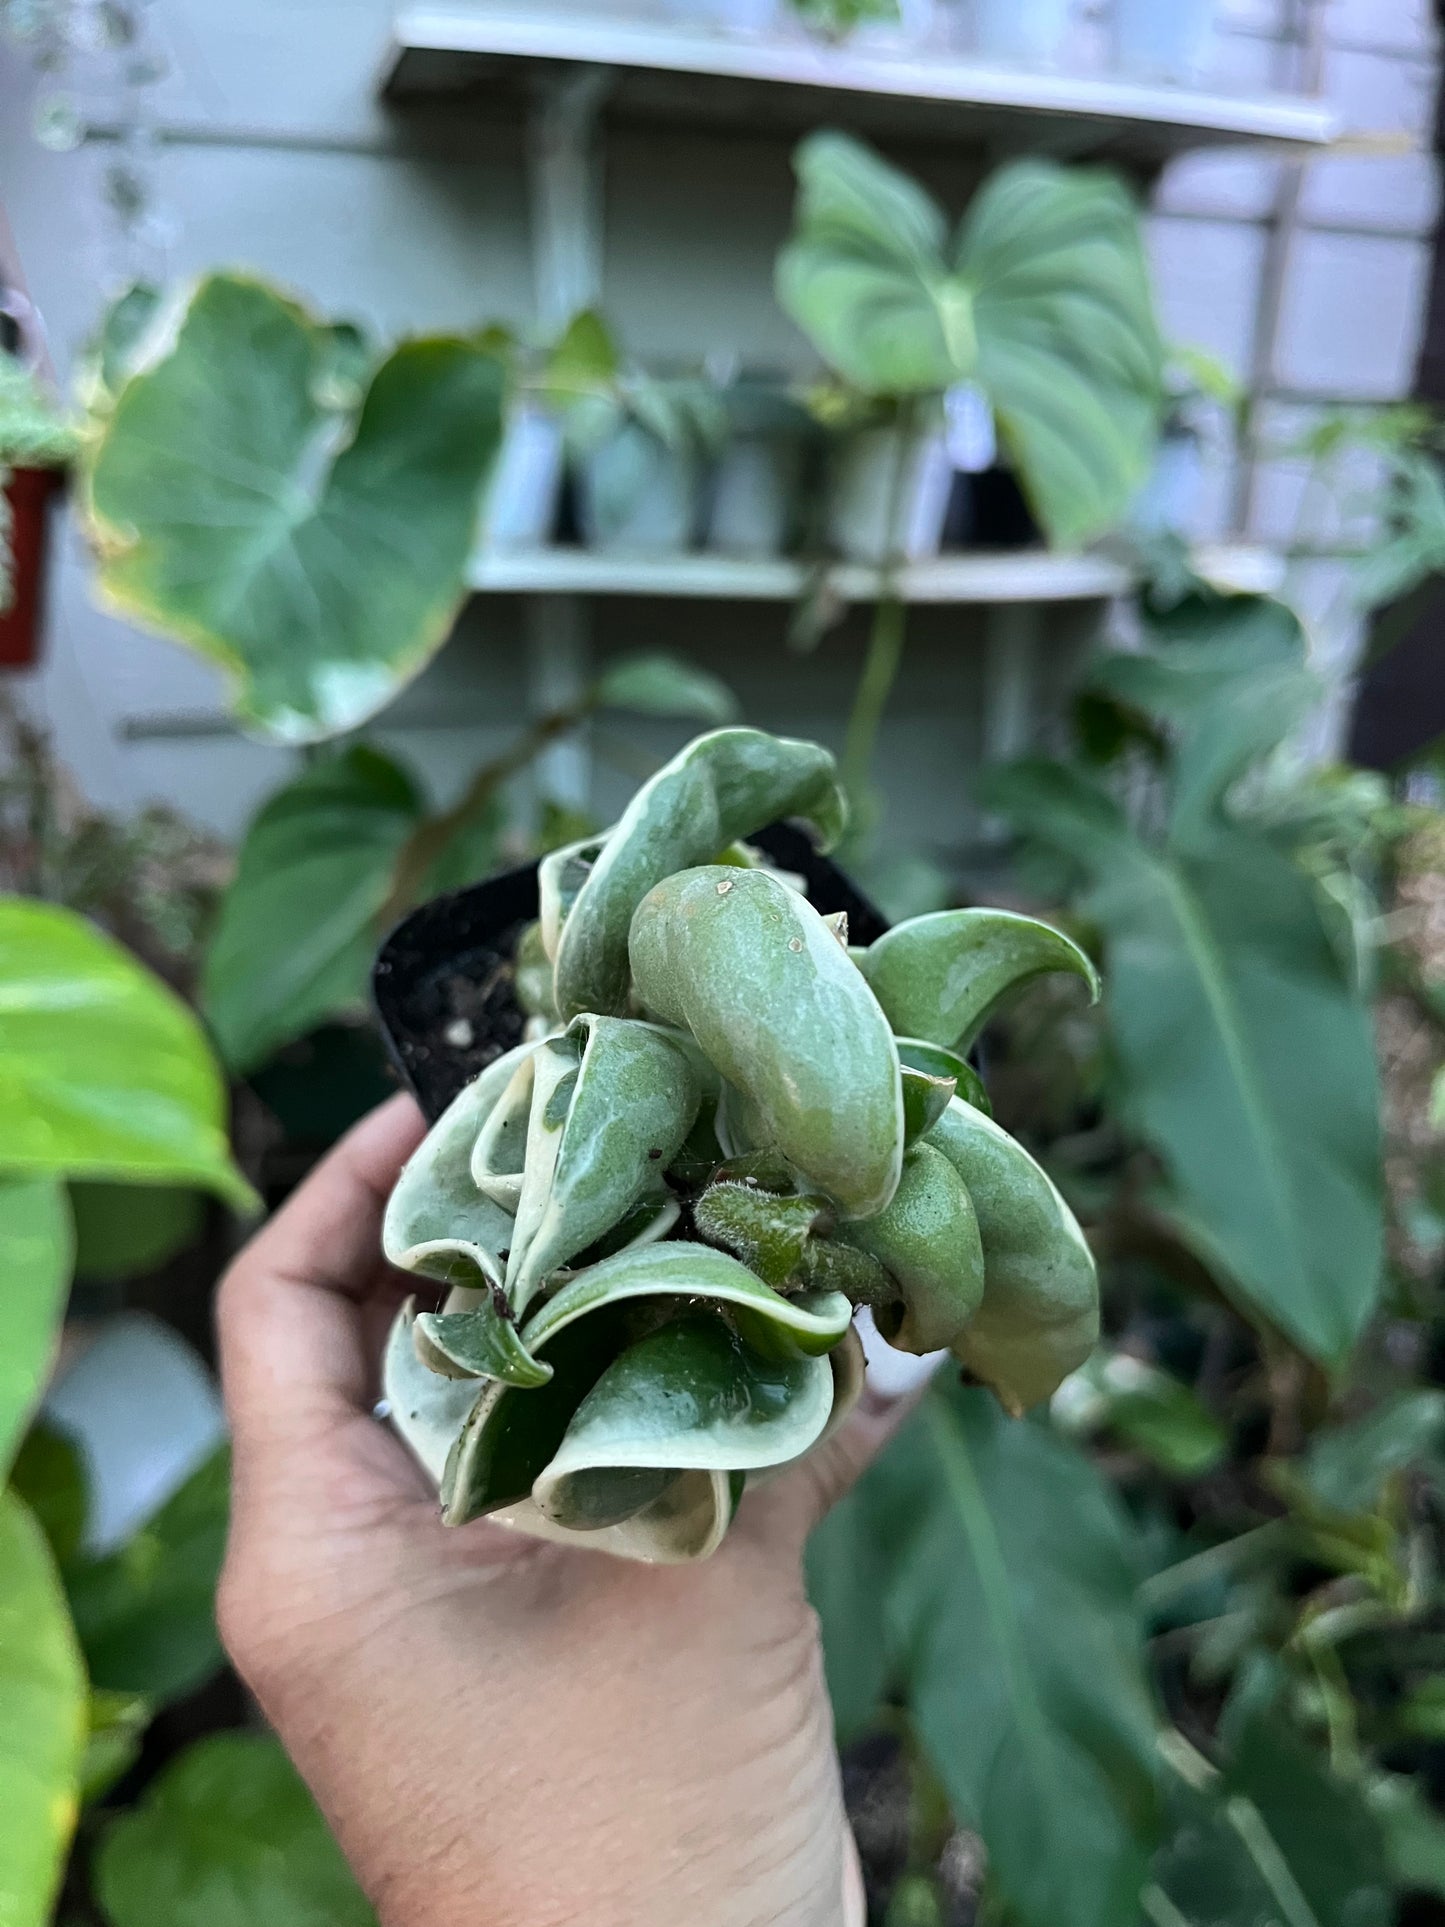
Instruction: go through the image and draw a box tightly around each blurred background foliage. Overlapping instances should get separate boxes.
[3,97,1445,1927]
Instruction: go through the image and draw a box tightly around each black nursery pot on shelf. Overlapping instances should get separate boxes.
[373,821,890,1127]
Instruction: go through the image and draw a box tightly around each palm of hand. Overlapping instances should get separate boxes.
[219,1098,879,1927]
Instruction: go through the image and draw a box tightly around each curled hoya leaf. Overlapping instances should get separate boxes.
[554,728,848,1018]
[531,1314,835,1527]
[838,1141,985,1354]
[895,1035,991,1118]
[471,1048,537,1208]
[901,1062,957,1146]
[694,1178,828,1287]
[860,909,1099,1054]
[383,1043,532,1291]
[505,1017,700,1310]
[538,835,606,963]
[514,920,558,1022]
[383,1302,485,1483]
[629,865,903,1220]
[492,1471,736,1565]
[520,1239,853,1360]
[414,1302,551,1388]
[926,1097,1098,1412]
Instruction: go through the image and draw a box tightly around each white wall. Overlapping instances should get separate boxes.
[0,0,1439,841]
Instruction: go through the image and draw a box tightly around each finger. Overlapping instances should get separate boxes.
[218,1092,425,1456]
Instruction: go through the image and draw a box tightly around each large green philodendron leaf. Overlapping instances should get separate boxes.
[927,1098,1098,1413]
[957,160,1162,544]
[0,1490,87,1927]
[0,1179,72,1481]
[630,865,904,1219]
[546,727,847,1019]
[830,1385,1160,1927]
[0,898,253,1210]
[504,1016,701,1309]
[775,132,972,395]
[859,908,1098,1055]
[203,746,425,1072]
[86,273,505,744]
[95,1731,376,1927]
[777,133,1163,543]
[838,1141,984,1354]
[989,760,1383,1367]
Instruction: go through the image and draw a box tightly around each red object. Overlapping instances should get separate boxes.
[0,464,64,669]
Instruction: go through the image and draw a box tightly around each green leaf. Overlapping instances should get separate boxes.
[591,652,741,724]
[80,1689,152,1805]
[66,1445,229,1704]
[694,1179,826,1287]
[893,1036,991,1117]
[1150,1771,1306,1927]
[86,273,504,743]
[0,1178,72,1481]
[382,1304,486,1485]
[69,1180,201,1282]
[0,898,253,1210]
[1368,1771,1445,1900]
[957,161,1163,543]
[1057,1353,1228,1478]
[548,726,847,1019]
[95,1730,376,1927]
[203,746,424,1071]
[0,1490,86,1927]
[839,1141,984,1353]
[630,865,903,1219]
[1301,1391,1445,1515]
[926,1097,1098,1412]
[8,1423,88,1566]
[805,1483,894,1744]
[860,908,1098,1053]
[989,760,1384,1367]
[877,1385,1161,1927]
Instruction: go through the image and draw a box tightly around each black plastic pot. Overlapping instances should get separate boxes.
[373,822,889,1125]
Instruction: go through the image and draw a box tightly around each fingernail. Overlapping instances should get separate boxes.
[855,1306,947,1402]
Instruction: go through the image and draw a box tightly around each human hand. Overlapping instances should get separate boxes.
[217,1093,923,1927]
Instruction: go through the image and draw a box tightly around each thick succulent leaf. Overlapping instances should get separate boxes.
[470,1050,535,1208]
[552,728,847,1018]
[504,1032,583,1303]
[86,273,504,743]
[202,746,423,1072]
[894,1036,991,1116]
[383,1044,532,1290]
[0,1179,72,1482]
[538,835,607,963]
[414,1304,550,1389]
[0,1491,86,1927]
[65,1445,230,1705]
[957,162,1163,543]
[861,908,1098,1054]
[694,1179,827,1287]
[513,921,558,1023]
[491,1471,735,1566]
[0,898,252,1209]
[836,1385,1161,1927]
[989,758,1383,1366]
[382,1304,485,1484]
[928,1097,1098,1411]
[630,866,903,1219]
[900,1065,956,1146]
[775,132,973,395]
[520,1240,853,1360]
[94,1731,375,1927]
[505,1017,700,1307]
[533,1314,835,1522]
[840,1141,984,1354]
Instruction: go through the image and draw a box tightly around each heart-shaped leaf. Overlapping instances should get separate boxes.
[0,1179,72,1482]
[629,865,902,1220]
[86,273,505,743]
[0,898,252,1210]
[413,1304,551,1389]
[548,727,847,1018]
[861,909,1098,1055]
[382,1304,485,1484]
[927,1097,1098,1412]
[0,1491,86,1927]
[840,1140,984,1354]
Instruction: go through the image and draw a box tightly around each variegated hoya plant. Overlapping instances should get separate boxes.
[381,728,1100,1562]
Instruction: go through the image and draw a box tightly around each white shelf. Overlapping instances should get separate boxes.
[385,6,1337,159]
[467,545,1286,603]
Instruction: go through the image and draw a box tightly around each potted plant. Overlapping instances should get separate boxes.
[817,387,956,564]
[1130,345,1240,538]
[373,724,1101,1562]
[703,375,815,558]
[572,364,726,556]
[0,351,75,669]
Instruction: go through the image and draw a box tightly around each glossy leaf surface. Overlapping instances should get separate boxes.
[630,865,902,1219]
[841,1142,984,1354]
[860,908,1098,1054]
[87,273,504,743]
[551,727,847,1017]
[0,898,252,1209]
[0,1178,72,1481]
[0,1491,85,1927]
[927,1097,1097,1411]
